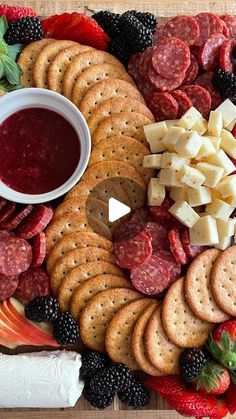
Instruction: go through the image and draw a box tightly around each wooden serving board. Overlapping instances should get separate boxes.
[2,1,236,418]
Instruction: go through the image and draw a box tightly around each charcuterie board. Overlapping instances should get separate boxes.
[1,0,236,418]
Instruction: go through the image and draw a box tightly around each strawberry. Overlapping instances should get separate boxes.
[41,13,110,50]
[193,361,230,395]
[208,320,236,373]
[0,4,36,21]
[225,382,236,414]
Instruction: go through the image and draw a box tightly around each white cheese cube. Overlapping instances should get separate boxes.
[216,218,235,237]
[170,187,188,202]
[179,165,206,189]
[175,131,202,157]
[206,136,221,151]
[177,106,202,129]
[149,139,166,153]
[189,215,219,245]
[215,99,236,128]
[215,236,232,250]
[206,197,234,220]
[217,175,236,198]
[161,152,190,170]
[187,186,212,207]
[225,116,236,132]
[148,178,165,206]
[165,119,178,128]
[196,162,224,188]
[159,168,182,188]
[162,126,185,151]
[169,200,200,228]
[208,111,223,137]
[143,154,162,169]
[207,150,236,176]
[144,121,167,143]
[195,137,216,160]
[221,129,236,159]
[192,118,208,135]
[225,196,236,207]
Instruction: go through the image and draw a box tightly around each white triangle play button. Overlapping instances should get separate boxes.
[108,197,131,222]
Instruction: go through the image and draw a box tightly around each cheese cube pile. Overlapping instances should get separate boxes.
[143,100,236,250]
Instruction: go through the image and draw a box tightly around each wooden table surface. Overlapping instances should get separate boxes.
[2,1,236,418]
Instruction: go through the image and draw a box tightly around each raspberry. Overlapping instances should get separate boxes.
[0,5,36,22]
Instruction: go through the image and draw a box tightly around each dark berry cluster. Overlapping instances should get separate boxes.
[5,16,43,44]
[212,69,236,99]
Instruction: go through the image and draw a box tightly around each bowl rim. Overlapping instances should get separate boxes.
[0,88,91,204]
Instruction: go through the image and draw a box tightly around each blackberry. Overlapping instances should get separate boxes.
[212,69,236,98]
[53,312,79,345]
[108,35,131,65]
[119,12,153,53]
[25,296,59,322]
[92,11,120,38]
[179,348,207,382]
[89,363,132,395]
[83,385,114,409]
[118,379,150,408]
[5,17,43,45]
[128,11,157,33]
[80,351,109,380]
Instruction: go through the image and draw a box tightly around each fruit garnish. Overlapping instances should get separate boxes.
[194,361,230,395]
[179,348,207,382]
[5,16,43,45]
[0,4,36,22]
[0,16,23,85]
[208,320,236,372]
[41,13,111,50]
[225,382,236,414]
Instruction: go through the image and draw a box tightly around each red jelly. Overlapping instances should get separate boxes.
[0,108,81,194]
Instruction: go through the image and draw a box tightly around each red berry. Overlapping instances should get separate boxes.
[193,362,230,395]
[225,382,236,414]
[0,4,36,21]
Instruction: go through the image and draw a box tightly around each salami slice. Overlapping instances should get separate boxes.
[14,267,50,304]
[198,34,226,71]
[149,206,174,225]
[219,39,236,72]
[148,64,185,92]
[2,204,33,231]
[144,222,169,251]
[221,19,230,37]
[171,90,192,118]
[130,208,149,224]
[0,201,16,227]
[152,37,190,79]
[195,72,221,110]
[0,274,19,301]
[136,77,155,99]
[195,13,224,46]
[130,253,170,295]
[162,15,200,46]
[139,47,154,80]
[220,15,236,39]
[114,220,145,242]
[168,228,188,265]
[181,229,205,260]
[17,205,53,239]
[146,91,179,121]
[31,231,46,268]
[181,85,211,118]
[154,25,166,45]
[128,53,142,82]
[0,230,13,240]
[155,250,181,284]
[0,236,32,276]
[182,54,199,85]
[114,230,152,269]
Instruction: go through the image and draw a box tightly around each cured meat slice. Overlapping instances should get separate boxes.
[148,64,185,92]
[114,220,145,242]
[152,37,190,79]
[130,208,149,224]
[155,250,181,284]
[114,230,152,269]
[219,39,236,72]
[130,253,170,295]
[128,53,141,82]
[0,274,19,301]
[168,228,188,265]
[162,15,200,46]
[0,236,32,276]
[181,85,211,118]
[195,72,221,110]
[198,34,226,71]
[220,15,236,38]
[2,204,33,231]
[17,205,53,239]
[221,19,230,37]
[31,231,46,268]
[139,47,154,79]
[144,222,169,251]
[181,229,205,260]
[136,77,155,99]
[154,25,166,45]
[146,91,179,121]
[182,54,199,85]
[0,202,16,227]
[195,13,223,46]
[14,267,50,304]
[0,230,13,239]
[171,90,192,118]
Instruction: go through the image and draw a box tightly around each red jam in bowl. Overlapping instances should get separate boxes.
[0,108,81,194]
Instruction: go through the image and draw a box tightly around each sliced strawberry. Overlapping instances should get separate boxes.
[225,382,236,414]
[146,375,186,397]
[0,4,36,21]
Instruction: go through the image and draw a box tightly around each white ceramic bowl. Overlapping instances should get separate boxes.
[0,88,91,204]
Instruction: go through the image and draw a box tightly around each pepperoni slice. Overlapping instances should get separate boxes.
[114,220,145,242]
[2,204,33,231]
[168,228,188,265]
[0,230,13,240]
[220,39,236,72]
[181,229,205,260]
[17,205,53,239]
[182,54,199,85]
[198,34,226,71]
[220,15,236,38]
[139,47,154,80]
[0,274,19,301]
[195,72,222,110]
[152,38,190,79]
[0,236,32,276]
[128,53,142,82]
[155,250,181,284]
[114,230,152,269]
[221,19,230,37]
[146,91,179,121]
[31,231,46,268]
[195,13,223,46]
[154,25,166,45]
[162,15,200,46]
[130,208,149,224]
[171,90,192,118]
[14,267,50,304]
[148,64,185,92]
[130,253,170,295]
[144,222,169,252]
[136,77,155,99]
[181,85,211,118]
[0,201,16,227]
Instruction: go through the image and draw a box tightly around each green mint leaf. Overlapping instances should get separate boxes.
[0,60,4,79]
[0,16,8,40]
[0,39,9,58]
[0,78,23,92]
[7,43,24,61]
[2,56,22,85]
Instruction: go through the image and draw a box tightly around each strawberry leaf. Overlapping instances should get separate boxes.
[1,56,22,85]
[0,16,8,39]
[7,43,23,61]
[0,60,4,79]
